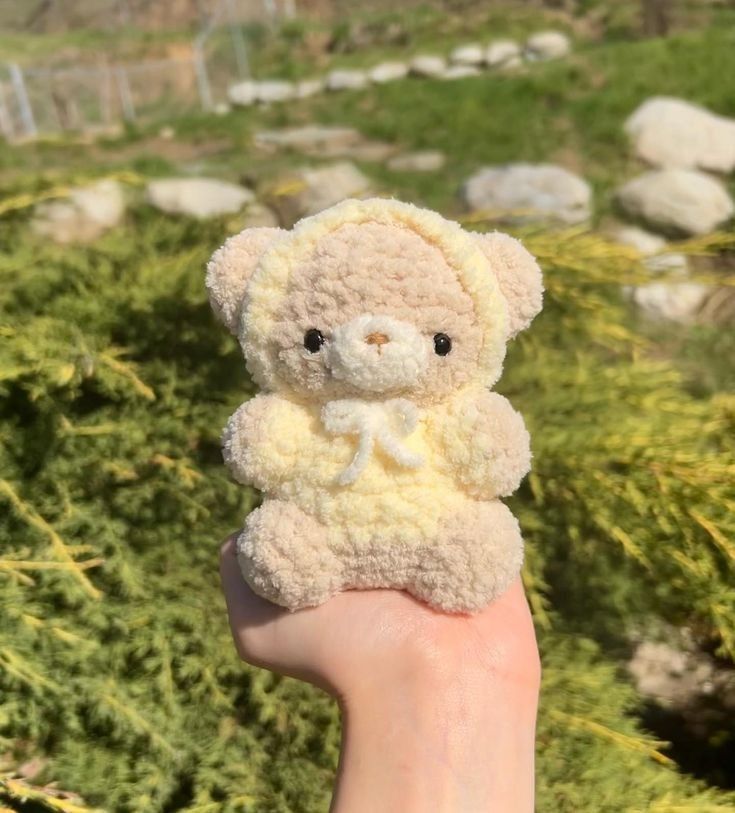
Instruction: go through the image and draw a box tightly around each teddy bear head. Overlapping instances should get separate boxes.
[207,198,542,405]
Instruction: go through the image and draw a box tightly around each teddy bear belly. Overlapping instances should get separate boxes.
[273,463,466,546]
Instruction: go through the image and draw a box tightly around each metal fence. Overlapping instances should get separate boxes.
[11,0,298,33]
[0,0,298,141]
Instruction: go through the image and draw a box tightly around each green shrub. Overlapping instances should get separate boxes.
[0,194,733,811]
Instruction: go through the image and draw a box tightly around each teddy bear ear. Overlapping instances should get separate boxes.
[471,232,544,338]
[206,227,285,335]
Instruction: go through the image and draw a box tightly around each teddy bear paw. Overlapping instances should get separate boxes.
[237,500,343,610]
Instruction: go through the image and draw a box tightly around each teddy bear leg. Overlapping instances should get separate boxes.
[408,501,524,614]
[237,500,343,611]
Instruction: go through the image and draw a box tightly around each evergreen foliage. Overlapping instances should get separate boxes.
[3,17,735,804]
[1,186,733,810]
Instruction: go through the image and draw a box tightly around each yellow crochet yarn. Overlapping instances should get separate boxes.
[207,198,543,612]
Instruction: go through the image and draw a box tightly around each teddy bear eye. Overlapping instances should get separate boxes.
[433,333,452,356]
[304,328,325,353]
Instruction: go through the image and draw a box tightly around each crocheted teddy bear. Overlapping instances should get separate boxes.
[207,198,543,612]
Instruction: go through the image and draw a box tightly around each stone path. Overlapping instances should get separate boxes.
[227,30,572,108]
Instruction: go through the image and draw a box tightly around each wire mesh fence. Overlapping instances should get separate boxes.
[9,0,298,33]
[0,0,292,141]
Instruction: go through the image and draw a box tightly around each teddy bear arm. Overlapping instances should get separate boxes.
[438,391,532,499]
[222,394,298,491]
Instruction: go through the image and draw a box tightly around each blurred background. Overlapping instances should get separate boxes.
[1,1,734,811]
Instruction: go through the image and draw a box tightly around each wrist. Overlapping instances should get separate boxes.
[332,651,539,813]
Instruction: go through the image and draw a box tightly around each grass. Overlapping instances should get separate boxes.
[4,17,735,216]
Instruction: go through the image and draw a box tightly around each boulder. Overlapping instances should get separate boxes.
[267,162,372,226]
[460,163,592,225]
[409,55,447,78]
[369,61,409,83]
[228,80,256,107]
[239,202,280,229]
[486,40,522,69]
[632,281,709,323]
[612,225,688,273]
[617,169,734,236]
[624,96,735,173]
[441,65,481,80]
[387,150,446,172]
[525,30,571,61]
[32,180,125,244]
[326,69,369,91]
[146,178,254,220]
[254,80,296,103]
[295,78,324,99]
[629,640,733,707]
[613,225,667,256]
[449,43,485,66]
[613,226,705,323]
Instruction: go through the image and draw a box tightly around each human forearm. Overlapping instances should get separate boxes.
[331,655,539,812]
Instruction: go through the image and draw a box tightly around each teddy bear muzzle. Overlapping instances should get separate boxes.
[326,313,429,393]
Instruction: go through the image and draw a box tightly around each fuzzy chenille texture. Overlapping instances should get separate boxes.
[207,198,543,613]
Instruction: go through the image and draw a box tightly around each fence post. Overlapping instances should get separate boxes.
[114,66,136,122]
[100,62,114,125]
[0,75,14,140]
[9,63,37,139]
[193,45,214,111]
[223,0,250,78]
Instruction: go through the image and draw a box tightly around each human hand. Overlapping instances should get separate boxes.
[220,534,540,812]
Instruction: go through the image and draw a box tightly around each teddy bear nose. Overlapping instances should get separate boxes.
[365,332,389,346]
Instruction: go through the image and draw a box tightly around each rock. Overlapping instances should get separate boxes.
[632,281,709,323]
[624,96,735,173]
[613,226,689,273]
[461,163,592,225]
[32,180,125,244]
[441,65,481,80]
[617,169,734,236]
[369,61,409,83]
[253,125,394,161]
[630,641,706,705]
[295,78,324,99]
[409,55,447,78]
[326,69,369,91]
[254,80,296,103]
[628,636,735,776]
[387,150,446,172]
[628,640,735,707]
[345,142,398,162]
[613,225,666,255]
[158,125,175,140]
[613,226,705,323]
[254,125,363,154]
[228,80,256,107]
[486,40,522,69]
[449,43,485,66]
[254,125,396,161]
[146,178,254,220]
[267,162,372,226]
[525,30,571,61]
[239,202,280,228]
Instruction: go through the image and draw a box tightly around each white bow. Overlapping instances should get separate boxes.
[321,398,425,485]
